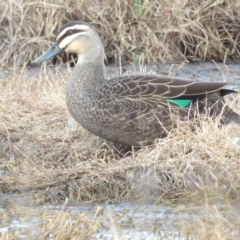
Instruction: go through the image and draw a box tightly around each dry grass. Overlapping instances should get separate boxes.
[1,0,240,67]
[2,0,240,238]
[1,64,240,237]
[1,67,240,204]
[0,202,99,239]
[178,197,240,239]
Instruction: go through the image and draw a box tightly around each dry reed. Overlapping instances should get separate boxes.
[1,0,240,67]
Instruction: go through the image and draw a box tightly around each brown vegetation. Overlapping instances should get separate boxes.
[1,0,240,238]
[1,0,240,67]
[1,68,240,203]
[1,44,240,240]
[0,202,99,239]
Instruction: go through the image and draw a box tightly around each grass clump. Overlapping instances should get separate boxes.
[0,203,98,239]
[1,0,240,67]
[1,67,240,203]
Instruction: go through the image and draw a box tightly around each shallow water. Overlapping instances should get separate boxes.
[1,198,240,239]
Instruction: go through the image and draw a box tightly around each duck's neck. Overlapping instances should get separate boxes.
[68,58,106,96]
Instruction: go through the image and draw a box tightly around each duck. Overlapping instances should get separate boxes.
[32,21,240,146]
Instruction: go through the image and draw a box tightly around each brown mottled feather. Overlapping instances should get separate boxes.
[66,73,237,146]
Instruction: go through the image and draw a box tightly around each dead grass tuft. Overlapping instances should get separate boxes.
[1,68,240,204]
[0,202,98,239]
[180,202,240,239]
[1,0,240,67]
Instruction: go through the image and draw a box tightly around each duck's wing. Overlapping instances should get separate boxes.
[95,74,234,115]
[94,74,238,145]
[109,74,231,99]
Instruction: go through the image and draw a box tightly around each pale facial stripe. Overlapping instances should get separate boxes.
[58,34,78,49]
[57,25,90,41]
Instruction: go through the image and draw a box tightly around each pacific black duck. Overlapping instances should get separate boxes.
[33,21,240,146]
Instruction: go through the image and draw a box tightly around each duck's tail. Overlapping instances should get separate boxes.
[223,111,240,125]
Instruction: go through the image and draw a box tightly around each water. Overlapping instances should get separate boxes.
[1,199,240,239]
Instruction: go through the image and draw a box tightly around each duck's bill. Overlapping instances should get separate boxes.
[32,42,64,64]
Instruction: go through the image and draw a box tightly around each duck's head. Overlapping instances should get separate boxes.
[33,21,104,64]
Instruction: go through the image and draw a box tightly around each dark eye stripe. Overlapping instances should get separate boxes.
[58,29,85,46]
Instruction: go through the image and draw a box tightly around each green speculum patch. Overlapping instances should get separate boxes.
[165,99,193,108]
